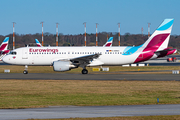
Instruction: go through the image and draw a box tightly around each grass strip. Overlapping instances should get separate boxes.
[0,80,180,109]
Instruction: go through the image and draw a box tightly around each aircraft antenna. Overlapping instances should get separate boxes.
[40,22,44,46]
[83,22,86,46]
[118,23,120,46]
[96,23,99,46]
[13,22,16,49]
[148,23,151,38]
[56,23,59,46]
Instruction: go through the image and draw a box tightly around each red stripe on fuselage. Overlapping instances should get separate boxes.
[134,34,170,63]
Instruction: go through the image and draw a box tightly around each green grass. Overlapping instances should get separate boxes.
[27,115,180,120]
[0,80,180,109]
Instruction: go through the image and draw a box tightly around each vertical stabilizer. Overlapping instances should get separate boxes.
[142,19,174,51]
[134,19,174,63]
[0,37,9,51]
[35,39,42,47]
[103,37,113,47]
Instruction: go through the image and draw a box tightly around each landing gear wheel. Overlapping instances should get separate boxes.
[82,69,88,74]
[23,70,28,74]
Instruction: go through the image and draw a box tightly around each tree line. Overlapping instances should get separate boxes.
[0,32,179,49]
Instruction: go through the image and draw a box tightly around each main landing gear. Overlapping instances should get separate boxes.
[82,69,88,74]
[23,65,28,74]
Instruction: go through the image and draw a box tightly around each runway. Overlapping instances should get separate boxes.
[0,73,180,81]
[1,104,180,119]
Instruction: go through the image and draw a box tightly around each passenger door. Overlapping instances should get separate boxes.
[22,48,28,59]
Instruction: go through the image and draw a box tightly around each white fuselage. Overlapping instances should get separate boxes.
[3,46,146,66]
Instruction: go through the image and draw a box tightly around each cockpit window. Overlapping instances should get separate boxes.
[10,51,17,55]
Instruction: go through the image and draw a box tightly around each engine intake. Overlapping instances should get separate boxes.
[53,61,76,72]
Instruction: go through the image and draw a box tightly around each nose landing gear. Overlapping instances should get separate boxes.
[23,65,28,74]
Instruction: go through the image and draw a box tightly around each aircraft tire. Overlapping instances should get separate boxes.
[82,69,88,74]
[23,70,28,74]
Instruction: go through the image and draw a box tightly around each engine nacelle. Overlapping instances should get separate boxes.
[53,61,76,72]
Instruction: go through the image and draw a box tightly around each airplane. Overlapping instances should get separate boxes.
[35,39,42,47]
[103,37,113,47]
[0,37,10,60]
[3,19,176,74]
[35,37,113,47]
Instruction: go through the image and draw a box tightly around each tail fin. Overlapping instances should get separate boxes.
[35,39,42,47]
[0,37,9,51]
[134,19,174,63]
[142,19,174,51]
[103,37,113,47]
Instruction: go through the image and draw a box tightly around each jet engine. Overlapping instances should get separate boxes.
[53,61,77,72]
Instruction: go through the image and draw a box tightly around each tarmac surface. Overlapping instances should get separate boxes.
[1,104,180,119]
[0,73,180,81]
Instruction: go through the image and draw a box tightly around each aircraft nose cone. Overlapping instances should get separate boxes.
[2,56,9,63]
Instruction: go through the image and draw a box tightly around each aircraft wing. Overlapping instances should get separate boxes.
[70,53,101,64]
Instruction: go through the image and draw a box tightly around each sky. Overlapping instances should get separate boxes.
[0,0,180,36]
